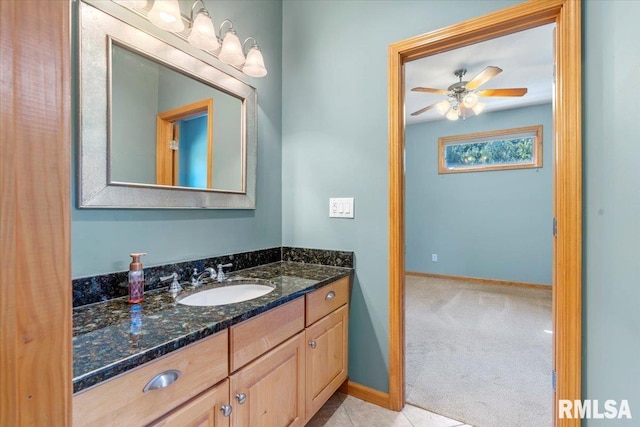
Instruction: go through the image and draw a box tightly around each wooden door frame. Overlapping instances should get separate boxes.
[156,98,214,188]
[387,2,581,426]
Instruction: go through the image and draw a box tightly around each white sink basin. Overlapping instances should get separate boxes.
[176,280,275,307]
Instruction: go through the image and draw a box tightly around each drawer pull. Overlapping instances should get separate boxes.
[325,291,336,300]
[236,393,247,404]
[309,340,317,349]
[221,405,233,417]
[142,370,181,392]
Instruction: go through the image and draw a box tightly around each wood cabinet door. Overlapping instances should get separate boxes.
[230,332,306,427]
[150,379,231,427]
[305,304,349,420]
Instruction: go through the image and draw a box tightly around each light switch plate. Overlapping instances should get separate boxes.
[329,198,354,218]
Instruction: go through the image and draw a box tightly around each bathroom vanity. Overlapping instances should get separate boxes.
[72,262,351,426]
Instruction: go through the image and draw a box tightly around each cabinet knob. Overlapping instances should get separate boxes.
[309,340,317,349]
[221,405,233,417]
[142,370,181,392]
[325,291,336,300]
[236,393,247,404]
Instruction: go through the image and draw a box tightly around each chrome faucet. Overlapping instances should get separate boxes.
[216,263,233,282]
[190,267,216,287]
[160,272,182,297]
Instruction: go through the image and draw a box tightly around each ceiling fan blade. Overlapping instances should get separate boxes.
[410,103,438,116]
[465,66,502,89]
[476,88,528,97]
[411,87,449,94]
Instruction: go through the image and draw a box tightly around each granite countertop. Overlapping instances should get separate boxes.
[72,261,352,394]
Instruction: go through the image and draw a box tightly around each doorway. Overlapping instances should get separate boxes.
[386,2,581,427]
[402,24,554,426]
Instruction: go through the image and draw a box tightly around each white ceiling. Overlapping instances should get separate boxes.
[404,23,555,125]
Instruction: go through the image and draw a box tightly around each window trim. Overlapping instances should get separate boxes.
[438,124,543,174]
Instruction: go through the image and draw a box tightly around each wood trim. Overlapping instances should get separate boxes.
[406,271,551,290]
[0,1,72,425]
[387,33,406,412]
[388,1,581,424]
[156,119,175,185]
[156,98,214,188]
[339,380,391,409]
[438,124,543,174]
[553,2,582,426]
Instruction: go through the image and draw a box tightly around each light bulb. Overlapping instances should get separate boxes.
[187,9,219,51]
[242,45,267,77]
[446,108,460,121]
[148,0,184,32]
[218,28,245,66]
[472,102,486,115]
[436,99,450,115]
[463,92,478,108]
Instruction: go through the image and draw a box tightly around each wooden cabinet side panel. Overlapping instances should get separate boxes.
[150,379,230,427]
[230,332,306,427]
[305,305,349,420]
[73,331,228,427]
[0,1,72,426]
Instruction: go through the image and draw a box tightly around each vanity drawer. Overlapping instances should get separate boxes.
[230,298,305,372]
[305,276,350,326]
[73,330,228,427]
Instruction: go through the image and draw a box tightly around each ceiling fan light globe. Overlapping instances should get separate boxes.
[463,92,478,108]
[472,102,486,115]
[436,99,450,115]
[446,109,459,121]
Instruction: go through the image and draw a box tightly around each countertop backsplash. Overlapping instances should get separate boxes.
[72,247,354,308]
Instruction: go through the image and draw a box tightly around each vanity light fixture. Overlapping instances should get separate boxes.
[217,20,245,66]
[242,37,267,78]
[148,0,184,32]
[114,0,268,78]
[187,0,219,51]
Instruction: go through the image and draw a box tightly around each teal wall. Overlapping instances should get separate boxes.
[282,0,523,393]
[583,1,640,424]
[111,44,159,184]
[405,104,552,285]
[72,0,283,278]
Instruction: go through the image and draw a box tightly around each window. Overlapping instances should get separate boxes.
[438,125,542,174]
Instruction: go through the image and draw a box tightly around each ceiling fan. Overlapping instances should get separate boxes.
[410,66,527,120]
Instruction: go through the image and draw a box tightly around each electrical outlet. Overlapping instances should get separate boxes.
[431,254,438,262]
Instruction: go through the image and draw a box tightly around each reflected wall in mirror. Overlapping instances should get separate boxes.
[79,1,256,209]
[111,43,243,192]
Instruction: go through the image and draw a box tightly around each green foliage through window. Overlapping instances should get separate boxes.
[438,125,542,174]
[445,137,534,167]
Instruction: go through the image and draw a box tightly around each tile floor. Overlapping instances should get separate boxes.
[306,392,472,427]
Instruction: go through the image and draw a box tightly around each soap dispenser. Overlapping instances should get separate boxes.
[128,252,147,303]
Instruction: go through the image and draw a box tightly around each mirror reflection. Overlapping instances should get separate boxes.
[110,43,243,192]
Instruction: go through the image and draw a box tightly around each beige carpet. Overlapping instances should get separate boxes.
[405,275,553,427]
